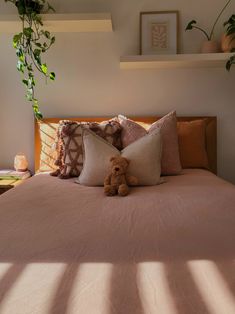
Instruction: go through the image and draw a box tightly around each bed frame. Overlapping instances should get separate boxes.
[35,116,217,174]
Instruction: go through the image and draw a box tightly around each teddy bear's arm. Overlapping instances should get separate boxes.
[126,175,138,186]
[104,174,112,186]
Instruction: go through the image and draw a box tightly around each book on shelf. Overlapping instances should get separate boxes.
[0,170,31,180]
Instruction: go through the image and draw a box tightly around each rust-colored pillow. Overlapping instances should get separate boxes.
[53,120,123,179]
[177,119,209,169]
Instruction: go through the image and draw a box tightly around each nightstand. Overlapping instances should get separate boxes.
[0,179,25,195]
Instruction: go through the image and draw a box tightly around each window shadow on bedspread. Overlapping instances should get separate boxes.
[165,262,210,314]
[49,263,79,314]
[215,261,235,297]
[0,264,26,308]
[108,263,144,314]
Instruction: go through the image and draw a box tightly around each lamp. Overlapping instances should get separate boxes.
[14,153,28,172]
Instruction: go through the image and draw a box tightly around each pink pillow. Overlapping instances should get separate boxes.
[118,111,182,175]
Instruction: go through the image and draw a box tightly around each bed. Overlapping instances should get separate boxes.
[0,116,235,314]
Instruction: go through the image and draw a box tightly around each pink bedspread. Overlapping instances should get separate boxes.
[0,169,235,314]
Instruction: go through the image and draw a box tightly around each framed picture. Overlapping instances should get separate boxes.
[140,11,179,55]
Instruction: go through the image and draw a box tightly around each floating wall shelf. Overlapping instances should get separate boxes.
[0,13,113,33]
[120,53,233,69]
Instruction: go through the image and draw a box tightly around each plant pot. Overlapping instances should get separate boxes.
[201,40,220,53]
[221,33,235,52]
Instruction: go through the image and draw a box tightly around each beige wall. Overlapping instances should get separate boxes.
[0,0,235,183]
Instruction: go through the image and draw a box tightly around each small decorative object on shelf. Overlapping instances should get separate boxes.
[4,0,56,120]
[14,153,29,172]
[223,14,235,70]
[140,11,179,55]
[185,0,232,53]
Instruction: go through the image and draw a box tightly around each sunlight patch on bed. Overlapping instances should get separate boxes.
[0,263,66,314]
[66,263,113,314]
[137,262,177,314]
[188,260,235,314]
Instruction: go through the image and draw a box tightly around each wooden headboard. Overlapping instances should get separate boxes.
[35,116,217,174]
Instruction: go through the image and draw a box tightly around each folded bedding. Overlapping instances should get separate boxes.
[0,169,235,314]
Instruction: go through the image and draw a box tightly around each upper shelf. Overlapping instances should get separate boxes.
[120,53,233,69]
[0,13,113,33]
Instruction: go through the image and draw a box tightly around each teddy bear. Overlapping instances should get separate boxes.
[104,155,138,197]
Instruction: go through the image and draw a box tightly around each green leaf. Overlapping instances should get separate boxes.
[26,88,34,101]
[32,100,43,120]
[226,55,235,71]
[22,79,28,86]
[23,27,33,38]
[13,33,22,48]
[227,26,235,36]
[41,63,48,74]
[226,59,231,71]
[185,20,197,31]
[49,72,56,80]
[33,49,42,65]
[16,47,23,58]
[44,31,50,39]
[17,60,24,73]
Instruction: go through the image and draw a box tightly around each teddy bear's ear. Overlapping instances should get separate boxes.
[123,157,130,165]
[110,156,116,162]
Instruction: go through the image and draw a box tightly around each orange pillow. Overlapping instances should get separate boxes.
[177,119,209,169]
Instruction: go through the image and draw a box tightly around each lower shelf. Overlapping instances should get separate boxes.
[120,53,233,69]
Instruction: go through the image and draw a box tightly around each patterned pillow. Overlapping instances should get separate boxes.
[52,120,122,179]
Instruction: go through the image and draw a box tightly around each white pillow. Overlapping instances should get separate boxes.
[78,128,162,186]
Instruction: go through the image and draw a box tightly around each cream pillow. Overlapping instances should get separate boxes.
[78,128,162,186]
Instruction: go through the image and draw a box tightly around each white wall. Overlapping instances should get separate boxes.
[0,0,235,183]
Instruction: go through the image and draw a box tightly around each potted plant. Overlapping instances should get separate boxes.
[185,0,232,53]
[222,14,235,70]
[5,0,56,120]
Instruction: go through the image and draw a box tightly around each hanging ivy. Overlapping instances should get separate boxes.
[5,0,56,120]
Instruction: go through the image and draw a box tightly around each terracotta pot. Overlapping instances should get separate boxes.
[221,33,235,52]
[201,40,220,53]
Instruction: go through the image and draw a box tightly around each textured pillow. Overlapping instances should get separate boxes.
[55,120,123,179]
[119,111,182,175]
[177,119,209,169]
[38,122,59,172]
[78,128,162,186]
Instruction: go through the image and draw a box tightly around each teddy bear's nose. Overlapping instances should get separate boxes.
[115,167,119,171]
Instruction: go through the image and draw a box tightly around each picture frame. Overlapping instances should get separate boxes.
[140,11,179,55]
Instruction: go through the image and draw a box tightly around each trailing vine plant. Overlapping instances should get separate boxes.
[5,0,56,120]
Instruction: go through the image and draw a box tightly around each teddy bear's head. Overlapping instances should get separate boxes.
[110,156,129,176]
